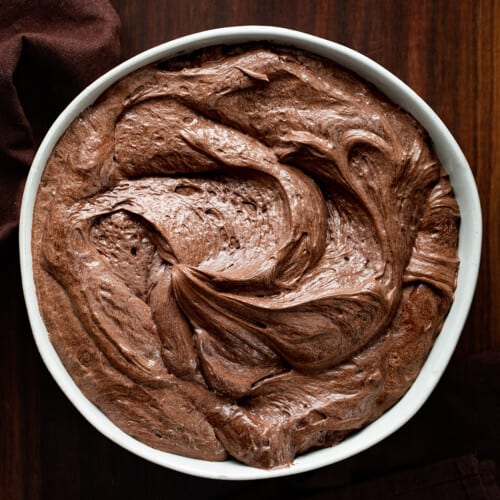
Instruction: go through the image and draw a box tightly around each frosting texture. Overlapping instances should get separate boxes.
[32,45,460,468]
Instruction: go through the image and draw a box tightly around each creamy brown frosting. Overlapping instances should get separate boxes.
[32,45,460,469]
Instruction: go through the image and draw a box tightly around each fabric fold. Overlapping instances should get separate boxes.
[0,0,121,242]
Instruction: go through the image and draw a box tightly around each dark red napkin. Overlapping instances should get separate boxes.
[0,0,120,242]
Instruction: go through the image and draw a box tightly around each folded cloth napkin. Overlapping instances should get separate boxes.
[0,0,120,242]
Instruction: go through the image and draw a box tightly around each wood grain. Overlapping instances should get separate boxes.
[1,1,498,498]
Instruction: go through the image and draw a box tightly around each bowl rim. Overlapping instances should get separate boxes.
[19,25,482,480]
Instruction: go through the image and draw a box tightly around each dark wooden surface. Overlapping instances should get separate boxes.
[1,1,498,498]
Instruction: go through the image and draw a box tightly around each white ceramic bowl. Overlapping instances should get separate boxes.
[19,26,482,480]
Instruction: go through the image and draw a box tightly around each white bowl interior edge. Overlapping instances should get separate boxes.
[19,26,482,480]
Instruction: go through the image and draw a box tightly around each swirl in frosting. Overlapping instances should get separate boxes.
[32,45,460,468]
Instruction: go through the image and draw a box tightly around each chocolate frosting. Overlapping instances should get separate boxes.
[32,45,460,468]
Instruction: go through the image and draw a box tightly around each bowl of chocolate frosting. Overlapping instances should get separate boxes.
[20,26,481,479]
